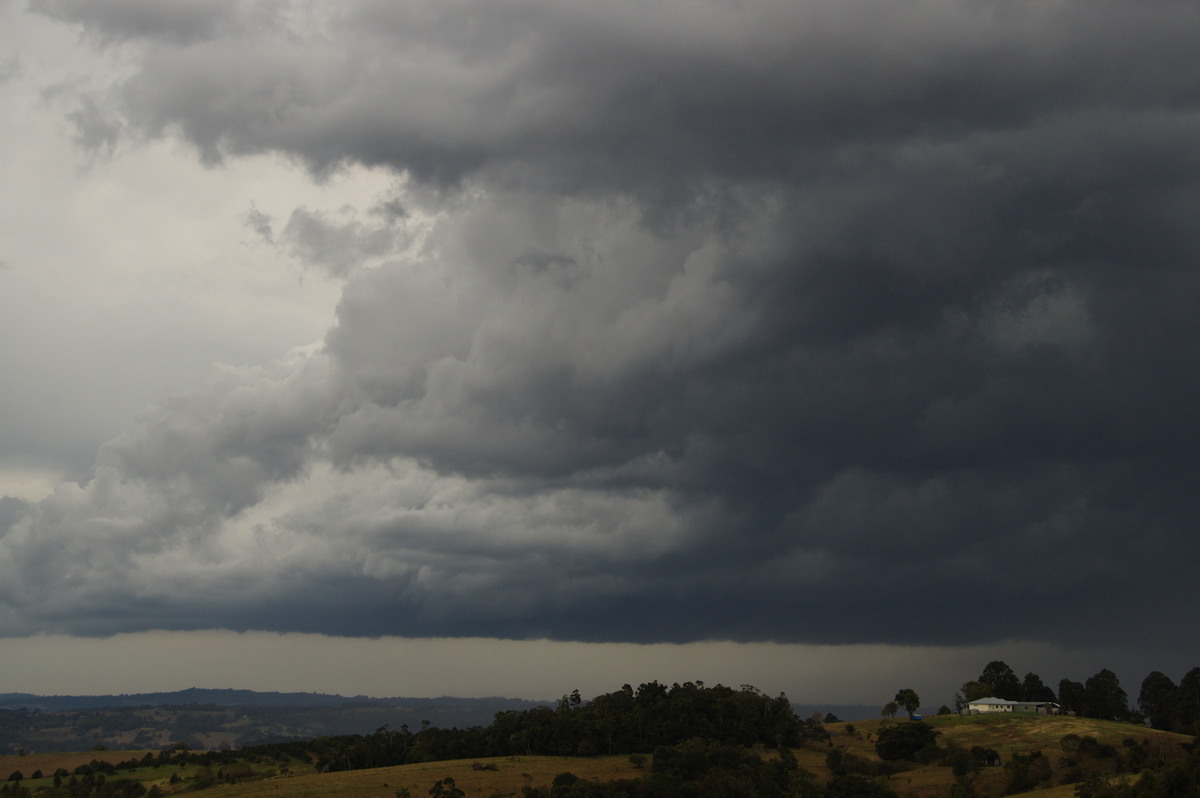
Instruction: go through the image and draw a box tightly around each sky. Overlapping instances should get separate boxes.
[2,0,1199,711]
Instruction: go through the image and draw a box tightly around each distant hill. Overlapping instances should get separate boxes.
[0,689,548,753]
[0,689,873,722]
[0,688,539,713]
[0,688,876,755]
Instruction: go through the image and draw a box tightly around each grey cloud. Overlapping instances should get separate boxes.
[66,92,122,156]
[30,0,255,45]
[68,1,1200,200]
[0,56,19,82]
[6,0,1200,665]
[371,198,406,223]
[243,200,409,276]
[243,203,274,243]
[280,206,408,278]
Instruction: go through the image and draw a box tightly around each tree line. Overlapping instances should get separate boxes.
[954,660,1200,732]
[302,682,807,771]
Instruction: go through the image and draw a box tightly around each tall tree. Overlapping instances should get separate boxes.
[1021,672,1056,703]
[1058,679,1086,715]
[1177,667,1200,732]
[1138,671,1179,731]
[979,661,1022,700]
[894,689,921,720]
[1083,669,1129,721]
[960,681,991,702]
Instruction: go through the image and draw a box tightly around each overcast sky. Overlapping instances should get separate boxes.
[2,0,1199,709]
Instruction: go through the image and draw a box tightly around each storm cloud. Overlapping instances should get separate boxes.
[4,0,1200,668]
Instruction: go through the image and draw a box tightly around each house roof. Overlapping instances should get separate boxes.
[967,697,1061,707]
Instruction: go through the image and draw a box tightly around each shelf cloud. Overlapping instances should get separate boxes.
[3,0,1199,685]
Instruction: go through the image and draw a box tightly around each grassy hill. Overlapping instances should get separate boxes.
[0,714,1190,797]
[814,714,1192,798]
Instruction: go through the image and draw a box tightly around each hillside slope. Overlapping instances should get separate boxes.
[0,714,1190,798]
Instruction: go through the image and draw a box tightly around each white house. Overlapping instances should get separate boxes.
[965,697,1061,715]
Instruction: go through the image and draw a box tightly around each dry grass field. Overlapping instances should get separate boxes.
[0,749,155,778]
[817,714,1191,798]
[206,754,636,798]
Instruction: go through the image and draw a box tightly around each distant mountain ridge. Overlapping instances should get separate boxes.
[0,687,543,712]
[0,689,552,753]
[0,690,874,722]
[0,688,879,753]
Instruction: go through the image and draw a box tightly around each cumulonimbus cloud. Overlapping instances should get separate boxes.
[4,0,1200,655]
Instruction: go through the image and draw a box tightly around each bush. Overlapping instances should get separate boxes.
[875,722,940,761]
[1004,750,1052,794]
[915,744,944,765]
[970,746,1000,767]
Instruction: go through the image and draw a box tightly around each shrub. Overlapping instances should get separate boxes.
[875,722,939,761]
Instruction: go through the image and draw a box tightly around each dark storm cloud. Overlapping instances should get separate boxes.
[5,0,1200,659]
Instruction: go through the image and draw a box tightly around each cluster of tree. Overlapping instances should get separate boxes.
[1080,746,1200,798]
[879,690,921,721]
[956,661,1059,707]
[0,772,157,798]
[954,660,1200,730]
[294,682,808,771]
[1137,669,1200,734]
[7,682,813,787]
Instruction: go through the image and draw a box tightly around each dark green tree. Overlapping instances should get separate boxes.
[960,681,991,702]
[1084,669,1129,721]
[979,661,1022,700]
[1178,667,1200,733]
[875,722,939,761]
[894,689,921,719]
[1022,672,1056,703]
[955,681,988,712]
[1139,671,1180,731]
[881,701,898,719]
[1004,751,1052,793]
[1059,679,1086,715]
